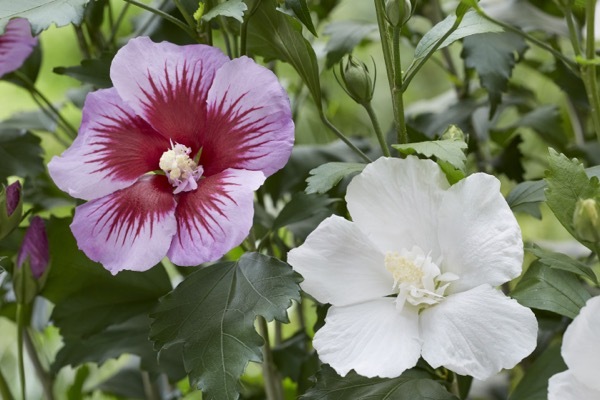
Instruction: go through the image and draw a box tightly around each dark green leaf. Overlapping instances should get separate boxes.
[392,139,467,172]
[285,0,317,36]
[512,261,590,318]
[247,0,322,107]
[67,365,90,400]
[272,192,334,230]
[322,21,377,68]
[54,55,112,88]
[526,244,598,284]
[0,0,90,34]
[545,149,600,249]
[150,253,302,400]
[305,162,365,195]
[0,109,57,133]
[93,368,145,399]
[0,130,44,183]
[301,365,458,400]
[507,180,546,218]
[462,32,528,114]
[414,10,502,59]
[202,0,248,22]
[516,105,568,149]
[508,342,566,400]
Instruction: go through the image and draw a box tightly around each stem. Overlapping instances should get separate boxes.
[258,316,283,400]
[73,25,91,58]
[16,303,26,400]
[0,368,14,400]
[240,0,262,56]
[583,0,600,141]
[107,3,130,45]
[173,0,197,32]
[363,102,391,156]
[14,71,78,139]
[374,0,394,91]
[565,6,582,57]
[392,27,408,143]
[24,331,54,400]
[219,16,234,58]
[122,0,197,39]
[319,111,372,162]
[141,371,160,400]
[29,95,71,147]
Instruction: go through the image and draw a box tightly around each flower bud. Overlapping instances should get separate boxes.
[385,0,412,27]
[338,55,374,105]
[14,217,50,304]
[573,198,600,243]
[0,181,23,240]
[441,125,465,141]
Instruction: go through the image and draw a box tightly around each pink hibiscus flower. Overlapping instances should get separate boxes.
[48,37,294,274]
[0,18,37,78]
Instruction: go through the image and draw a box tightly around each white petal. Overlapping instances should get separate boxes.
[562,296,600,390]
[346,157,449,258]
[313,298,421,378]
[287,216,392,307]
[437,173,523,293]
[420,285,537,380]
[548,371,600,400]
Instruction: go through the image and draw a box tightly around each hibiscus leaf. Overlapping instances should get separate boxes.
[305,162,366,194]
[323,20,377,68]
[506,180,546,219]
[247,0,322,108]
[0,0,90,34]
[150,252,302,400]
[53,55,112,88]
[392,139,467,172]
[525,244,598,284]
[301,365,458,400]
[462,32,528,115]
[202,0,248,23]
[285,0,318,37]
[545,149,600,250]
[511,261,590,318]
[508,342,566,400]
[0,130,44,184]
[413,10,502,59]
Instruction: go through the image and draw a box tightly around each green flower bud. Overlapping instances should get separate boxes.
[0,181,23,240]
[442,125,465,141]
[385,0,412,27]
[338,55,374,105]
[573,198,600,243]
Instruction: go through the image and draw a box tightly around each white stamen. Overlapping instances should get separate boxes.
[159,142,203,193]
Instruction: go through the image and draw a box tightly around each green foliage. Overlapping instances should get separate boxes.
[53,55,112,88]
[507,180,546,218]
[247,0,322,108]
[512,261,591,319]
[392,138,467,173]
[301,365,459,400]
[202,0,248,23]
[0,130,44,184]
[305,162,366,194]
[0,0,90,34]
[526,244,598,284]
[285,0,318,36]
[462,32,528,114]
[150,253,302,400]
[323,21,377,68]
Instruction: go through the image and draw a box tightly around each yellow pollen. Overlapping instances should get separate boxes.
[385,251,424,284]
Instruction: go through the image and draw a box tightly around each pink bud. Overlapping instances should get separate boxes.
[17,217,49,279]
[6,181,21,217]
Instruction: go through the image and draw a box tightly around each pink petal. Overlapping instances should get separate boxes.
[110,37,229,149]
[167,169,265,266]
[48,88,170,201]
[202,56,294,177]
[0,19,37,78]
[71,176,177,274]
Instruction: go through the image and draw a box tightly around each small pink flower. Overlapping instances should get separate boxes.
[17,217,49,280]
[49,37,294,274]
[0,18,37,78]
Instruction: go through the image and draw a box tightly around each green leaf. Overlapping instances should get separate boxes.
[247,0,322,108]
[508,342,566,400]
[0,130,44,183]
[323,21,377,68]
[512,261,591,318]
[515,105,567,150]
[462,32,528,114]
[285,0,317,36]
[526,244,598,284]
[506,180,546,218]
[0,0,90,34]
[272,192,334,231]
[150,252,302,400]
[301,365,458,400]
[0,109,57,133]
[202,0,248,23]
[545,149,600,249]
[305,162,365,194]
[53,55,112,88]
[414,10,503,59]
[392,139,467,172]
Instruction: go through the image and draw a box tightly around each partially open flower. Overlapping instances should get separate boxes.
[49,37,294,274]
[288,157,537,380]
[0,18,37,78]
[548,296,600,400]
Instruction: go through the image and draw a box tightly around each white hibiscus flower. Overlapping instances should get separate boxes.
[548,296,600,400]
[288,156,538,379]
